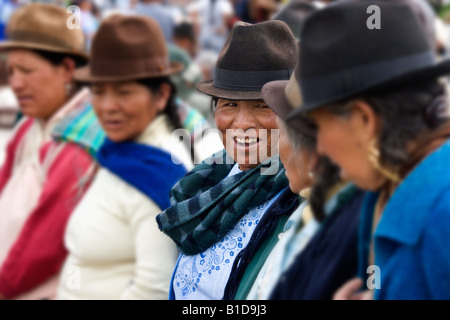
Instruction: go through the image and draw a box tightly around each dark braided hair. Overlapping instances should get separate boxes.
[308,156,342,222]
[31,49,87,68]
[137,77,195,163]
[137,77,183,130]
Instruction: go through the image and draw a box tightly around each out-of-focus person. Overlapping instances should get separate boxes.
[0,0,20,40]
[173,21,198,59]
[187,0,234,54]
[0,3,95,300]
[270,0,318,42]
[259,68,365,301]
[288,1,450,299]
[133,0,177,43]
[71,0,100,53]
[57,14,192,300]
[0,54,19,164]
[168,43,223,161]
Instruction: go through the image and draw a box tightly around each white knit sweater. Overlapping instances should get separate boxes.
[57,115,192,300]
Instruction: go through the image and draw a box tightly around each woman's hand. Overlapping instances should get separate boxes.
[333,277,373,300]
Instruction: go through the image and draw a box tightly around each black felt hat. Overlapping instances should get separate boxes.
[196,20,298,100]
[287,0,450,119]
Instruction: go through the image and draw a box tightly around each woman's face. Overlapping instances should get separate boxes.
[278,118,314,194]
[7,49,73,121]
[214,98,278,171]
[91,81,169,142]
[308,103,385,191]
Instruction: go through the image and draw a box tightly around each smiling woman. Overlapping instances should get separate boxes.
[156,19,299,300]
[213,98,278,171]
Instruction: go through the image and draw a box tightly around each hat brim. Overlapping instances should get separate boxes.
[0,40,88,62]
[73,61,184,83]
[196,80,264,100]
[262,80,291,120]
[262,80,317,137]
[288,57,450,119]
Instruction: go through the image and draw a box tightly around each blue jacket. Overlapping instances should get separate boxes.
[358,138,450,300]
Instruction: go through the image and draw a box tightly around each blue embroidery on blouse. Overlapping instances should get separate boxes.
[173,201,270,299]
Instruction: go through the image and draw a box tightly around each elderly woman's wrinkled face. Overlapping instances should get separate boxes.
[215,99,278,171]
[7,49,72,121]
[308,102,386,191]
[91,81,168,142]
[277,118,314,194]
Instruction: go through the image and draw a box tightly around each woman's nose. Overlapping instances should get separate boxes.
[98,93,120,113]
[232,108,258,131]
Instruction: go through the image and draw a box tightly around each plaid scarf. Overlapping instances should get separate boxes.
[52,101,105,157]
[156,149,289,255]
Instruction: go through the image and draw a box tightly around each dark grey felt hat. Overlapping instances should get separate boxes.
[196,20,298,100]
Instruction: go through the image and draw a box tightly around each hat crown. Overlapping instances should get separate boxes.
[91,14,167,62]
[300,1,431,78]
[196,20,297,100]
[6,3,86,55]
[217,20,298,72]
[84,14,180,80]
[285,0,450,115]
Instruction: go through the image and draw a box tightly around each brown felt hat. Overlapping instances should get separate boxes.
[0,3,88,63]
[196,20,298,100]
[74,14,184,83]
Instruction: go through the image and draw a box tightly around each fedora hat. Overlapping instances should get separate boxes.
[271,0,318,42]
[262,66,316,138]
[0,3,88,63]
[74,14,183,83]
[196,20,298,100]
[287,0,450,119]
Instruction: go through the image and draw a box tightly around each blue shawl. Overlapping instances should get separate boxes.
[96,137,188,211]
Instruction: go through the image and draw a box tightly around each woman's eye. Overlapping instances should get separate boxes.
[8,66,32,76]
[91,88,102,95]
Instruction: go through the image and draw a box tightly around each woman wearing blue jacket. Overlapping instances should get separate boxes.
[288,1,450,299]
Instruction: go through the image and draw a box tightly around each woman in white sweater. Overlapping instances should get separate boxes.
[57,14,193,300]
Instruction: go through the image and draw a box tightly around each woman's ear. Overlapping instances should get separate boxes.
[155,82,171,112]
[349,99,379,143]
[61,57,76,83]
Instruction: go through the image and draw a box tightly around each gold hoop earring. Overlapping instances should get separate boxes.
[368,138,401,183]
[65,83,72,97]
